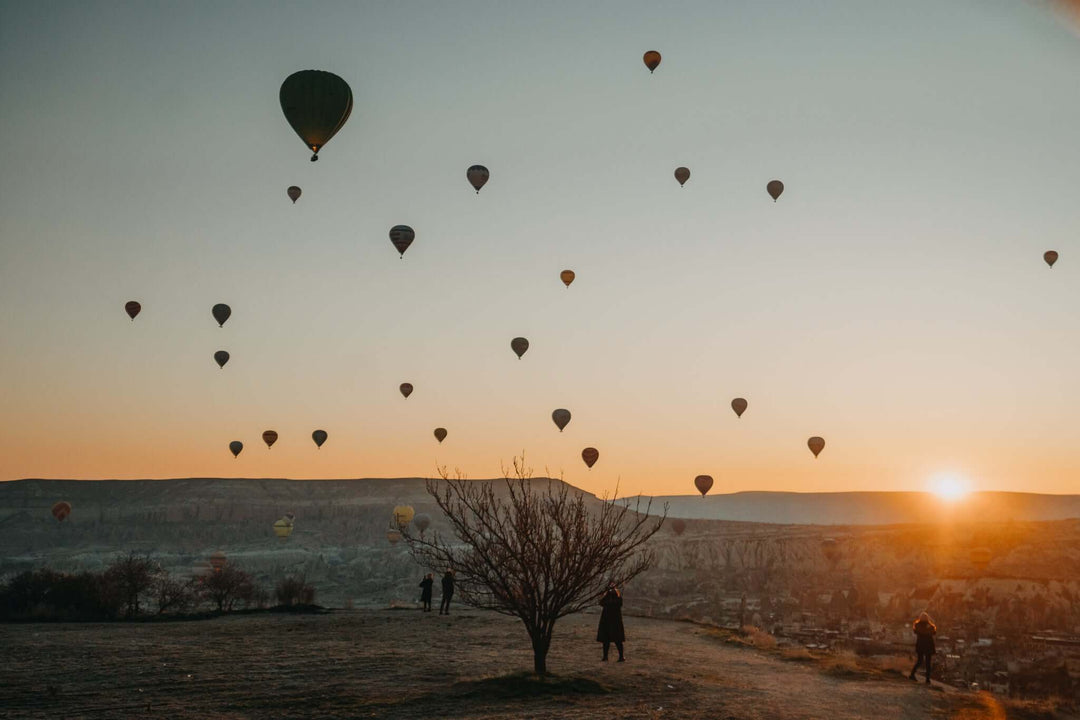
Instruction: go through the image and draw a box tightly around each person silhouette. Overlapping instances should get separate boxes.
[596,584,625,662]
[910,612,936,684]
[419,573,434,612]
[439,570,455,615]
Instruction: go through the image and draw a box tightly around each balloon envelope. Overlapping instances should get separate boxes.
[392,505,415,528]
[273,519,293,538]
[51,501,72,522]
[970,547,992,569]
[209,551,227,571]
[694,474,713,497]
[643,50,661,72]
[808,436,825,458]
[211,304,231,327]
[413,513,431,533]
[389,225,415,257]
[511,337,529,359]
[386,529,402,545]
[731,398,748,418]
[229,441,243,458]
[674,167,690,186]
[312,430,328,448]
[581,447,599,469]
[262,430,278,449]
[1044,250,1059,268]
[434,427,447,443]
[214,350,230,369]
[821,538,839,561]
[552,408,571,432]
[467,165,489,193]
[287,186,301,203]
[399,383,413,398]
[560,270,575,287]
[124,301,141,320]
[670,518,686,536]
[767,180,784,201]
[279,70,353,161]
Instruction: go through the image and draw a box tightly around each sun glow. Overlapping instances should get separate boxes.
[928,473,971,502]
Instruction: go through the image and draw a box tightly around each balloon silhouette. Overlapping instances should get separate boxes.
[229,441,243,458]
[1044,250,1058,268]
[214,351,230,369]
[581,447,599,469]
[671,518,686,536]
[400,383,413,398]
[560,270,575,288]
[767,180,784,202]
[413,513,431,533]
[434,427,447,443]
[52,501,72,522]
[312,430,328,448]
[287,186,301,203]
[808,436,825,458]
[731,398,748,418]
[552,409,571,432]
[211,304,231,328]
[279,70,353,161]
[511,337,529,359]
[643,50,661,73]
[694,475,713,497]
[467,165,489,193]
[262,430,278,449]
[124,301,141,320]
[674,167,690,186]
[389,225,415,258]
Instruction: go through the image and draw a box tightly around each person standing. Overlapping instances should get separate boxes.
[419,573,434,612]
[439,570,455,615]
[909,612,937,684]
[596,584,625,662]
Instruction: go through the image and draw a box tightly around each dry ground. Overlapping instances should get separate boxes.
[0,610,1018,719]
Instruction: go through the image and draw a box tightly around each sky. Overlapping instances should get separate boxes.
[1,1,1078,497]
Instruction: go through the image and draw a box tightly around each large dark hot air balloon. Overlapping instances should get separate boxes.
[400,383,413,398]
[389,225,415,258]
[581,447,599,469]
[560,270,575,288]
[694,475,713,497]
[821,537,840,563]
[643,50,661,73]
[279,70,353,162]
[467,165,489,193]
[262,430,278,449]
[434,427,447,443]
[229,441,243,458]
[807,436,825,458]
[731,398,748,418]
[212,304,231,328]
[552,409,571,432]
[674,167,690,186]
[767,180,784,202]
[670,518,686,536]
[287,186,301,203]
[1044,250,1059,268]
[511,337,529,359]
[52,501,72,522]
[124,301,141,320]
[214,351,230,369]
[312,430,328,448]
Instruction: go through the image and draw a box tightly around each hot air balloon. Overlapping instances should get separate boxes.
[674,167,690,186]
[389,225,415,258]
[284,511,295,523]
[1044,250,1059,268]
[434,427,447,443]
[694,475,713,497]
[970,547,992,570]
[399,383,413,398]
[560,270,575,288]
[279,70,353,162]
[51,501,72,522]
[643,50,661,73]
[670,518,686,536]
[229,441,243,458]
[212,304,231,328]
[273,519,293,538]
[821,537,840,563]
[214,351,230,369]
[552,409,571,432]
[511,337,529,359]
[392,505,415,528]
[287,186,301,203]
[467,165,489,193]
[124,301,141,320]
[209,551,227,572]
[413,513,431,534]
[312,430,328,448]
[767,180,784,202]
[581,447,599,469]
[386,529,402,545]
[807,436,825,458]
[262,430,278,449]
[731,398,748,418]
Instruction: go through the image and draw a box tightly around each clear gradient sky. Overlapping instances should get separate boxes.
[1,1,1078,496]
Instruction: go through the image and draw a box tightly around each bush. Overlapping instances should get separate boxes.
[275,575,315,607]
[741,626,778,649]
[0,569,121,621]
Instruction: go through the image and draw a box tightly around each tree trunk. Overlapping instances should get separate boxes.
[531,630,551,675]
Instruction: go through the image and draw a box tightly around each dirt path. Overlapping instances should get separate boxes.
[0,610,995,719]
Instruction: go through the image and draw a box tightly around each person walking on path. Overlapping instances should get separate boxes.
[439,570,455,615]
[596,584,625,662]
[419,573,434,612]
[909,612,936,684]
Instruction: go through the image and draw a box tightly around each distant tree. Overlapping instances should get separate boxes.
[103,552,158,618]
[403,456,664,675]
[153,574,196,615]
[199,564,254,612]
[275,575,315,607]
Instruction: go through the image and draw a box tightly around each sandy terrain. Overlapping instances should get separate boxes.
[0,610,1001,720]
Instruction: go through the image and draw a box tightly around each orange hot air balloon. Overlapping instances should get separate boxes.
[51,501,72,522]
[389,225,415,258]
[807,436,825,458]
[399,383,413,398]
[211,304,231,328]
[287,186,301,203]
[229,441,243,458]
[124,301,141,320]
[214,350,230,369]
[581,447,599,469]
[1044,250,1058,268]
[312,430,328,448]
[262,430,278,449]
[643,50,661,73]
[434,427,447,443]
[731,398,748,418]
[670,518,686,536]
[674,167,690,186]
[510,337,529,359]
[467,165,489,193]
[970,547,992,570]
[694,475,713,497]
[279,70,353,162]
[552,409,571,432]
[767,180,784,202]
[209,551,227,572]
[560,270,575,288]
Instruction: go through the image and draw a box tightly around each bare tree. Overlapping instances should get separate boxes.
[103,552,158,618]
[153,574,196,615]
[199,563,254,612]
[402,457,665,674]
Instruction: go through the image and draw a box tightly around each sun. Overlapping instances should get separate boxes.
[927,473,970,502]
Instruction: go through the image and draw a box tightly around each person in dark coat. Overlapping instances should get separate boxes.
[596,584,625,662]
[419,573,434,612]
[439,570,455,615]
[909,612,936,683]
